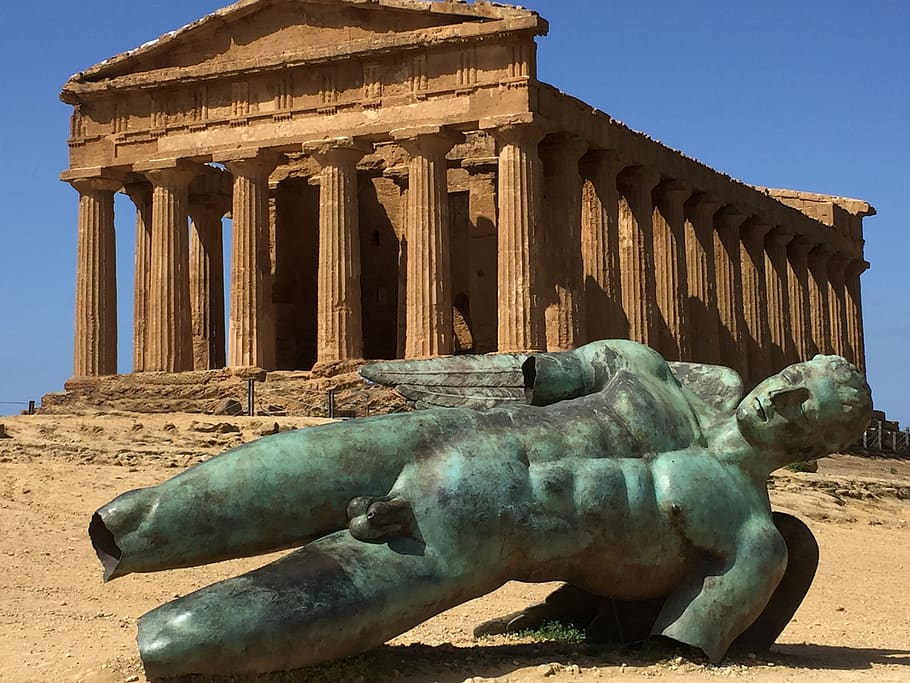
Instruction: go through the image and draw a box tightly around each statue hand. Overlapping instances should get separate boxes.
[347,496,414,542]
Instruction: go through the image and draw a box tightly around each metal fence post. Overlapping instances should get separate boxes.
[248,379,256,417]
[27,400,35,415]
[327,389,336,419]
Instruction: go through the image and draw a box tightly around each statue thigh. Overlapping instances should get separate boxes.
[137,530,480,679]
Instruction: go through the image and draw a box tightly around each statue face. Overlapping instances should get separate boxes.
[736,360,844,456]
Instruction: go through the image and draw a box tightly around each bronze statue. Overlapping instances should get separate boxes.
[88,340,871,679]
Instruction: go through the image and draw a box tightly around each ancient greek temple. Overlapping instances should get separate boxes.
[61,0,873,390]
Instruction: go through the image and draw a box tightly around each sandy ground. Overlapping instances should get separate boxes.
[0,411,908,682]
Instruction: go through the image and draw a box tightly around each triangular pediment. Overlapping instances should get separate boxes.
[65,0,543,90]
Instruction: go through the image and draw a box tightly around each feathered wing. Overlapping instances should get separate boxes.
[666,361,744,415]
[359,353,529,410]
[361,351,744,414]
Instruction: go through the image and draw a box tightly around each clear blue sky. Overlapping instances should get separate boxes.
[0,1,906,420]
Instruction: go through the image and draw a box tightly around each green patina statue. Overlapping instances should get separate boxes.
[88,340,871,679]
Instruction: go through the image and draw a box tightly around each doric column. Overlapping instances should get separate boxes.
[69,177,121,377]
[391,126,464,357]
[740,219,772,385]
[484,117,546,352]
[764,227,794,372]
[787,236,814,363]
[188,200,229,370]
[223,153,280,369]
[652,180,691,361]
[807,243,834,355]
[540,133,588,350]
[124,182,152,373]
[580,150,625,342]
[845,259,869,370]
[714,206,748,376]
[383,165,410,358]
[462,157,499,354]
[617,165,661,348]
[683,193,721,365]
[305,138,372,364]
[144,165,196,373]
[827,252,849,359]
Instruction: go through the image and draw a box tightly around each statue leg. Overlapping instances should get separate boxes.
[89,414,438,580]
[138,530,495,679]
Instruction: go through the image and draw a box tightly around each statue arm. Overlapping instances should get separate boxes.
[651,518,788,662]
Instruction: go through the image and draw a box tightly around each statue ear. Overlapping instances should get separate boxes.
[770,387,810,418]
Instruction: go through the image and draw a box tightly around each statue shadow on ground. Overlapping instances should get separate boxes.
[155,641,910,682]
[770,643,910,671]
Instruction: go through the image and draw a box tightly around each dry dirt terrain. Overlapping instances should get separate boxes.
[0,412,908,683]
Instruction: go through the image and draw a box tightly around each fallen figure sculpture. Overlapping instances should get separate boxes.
[88,340,872,679]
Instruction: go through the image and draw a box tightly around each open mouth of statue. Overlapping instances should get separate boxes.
[755,398,768,422]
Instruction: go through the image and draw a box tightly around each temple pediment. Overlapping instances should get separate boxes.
[62,0,544,96]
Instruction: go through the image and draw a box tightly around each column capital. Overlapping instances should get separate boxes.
[539,132,589,161]
[479,113,549,145]
[579,148,624,175]
[740,218,773,244]
[143,163,198,189]
[68,176,122,195]
[828,251,851,273]
[188,196,231,224]
[685,191,721,218]
[618,164,661,192]
[788,234,815,257]
[809,242,836,262]
[222,152,281,179]
[382,164,410,188]
[302,137,373,167]
[846,259,870,277]
[765,226,794,249]
[715,204,749,229]
[391,126,465,156]
[123,181,152,204]
[654,179,692,205]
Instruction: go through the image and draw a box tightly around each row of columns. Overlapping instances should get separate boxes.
[70,122,868,382]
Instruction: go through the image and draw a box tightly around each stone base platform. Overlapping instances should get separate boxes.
[41,364,406,417]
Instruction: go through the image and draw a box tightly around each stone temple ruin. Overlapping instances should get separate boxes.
[56,0,873,412]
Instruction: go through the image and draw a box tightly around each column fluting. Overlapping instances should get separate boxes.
[764,227,794,373]
[188,201,228,370]
[306,139,371,364]
[124,182,152,373]
[70,177,121,377]
[652,180,691,361]
[683,193,721,365]
[144,166,196,373]
[224,155,280,369]
[617,165,661,348]
[392,127,464,357]
[787,236,814,363]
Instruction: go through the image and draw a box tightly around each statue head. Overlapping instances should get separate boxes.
[736,355,872,466]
